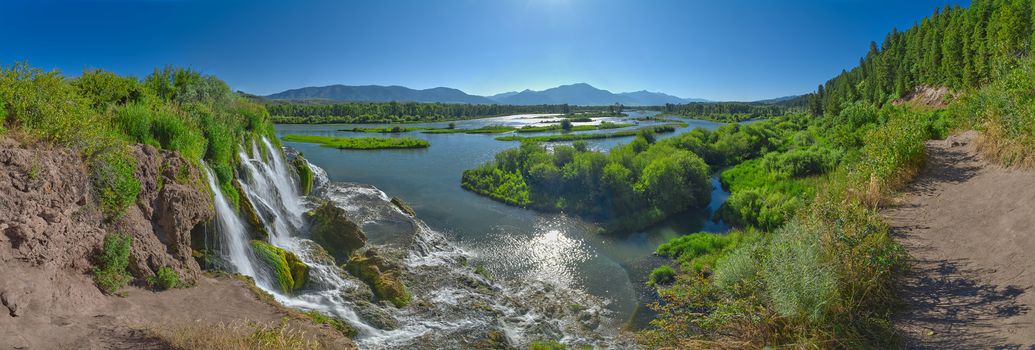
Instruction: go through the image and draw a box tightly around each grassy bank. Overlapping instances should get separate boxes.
[281,134,429,149]
[0,63,275,217]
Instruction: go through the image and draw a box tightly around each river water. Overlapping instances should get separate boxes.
[275,111,732,329]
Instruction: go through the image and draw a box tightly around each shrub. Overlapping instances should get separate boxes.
[93,232,133,294]
[763,220,838,324]
[114,103,158,146]
[648,265,676,286]
[147,266,182,290]
[89,147,141,219]
[152,109,207,161]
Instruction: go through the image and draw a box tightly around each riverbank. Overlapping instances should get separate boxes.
[883,131,1035,348]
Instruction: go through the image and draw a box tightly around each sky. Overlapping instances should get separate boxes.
[2,0,968,101]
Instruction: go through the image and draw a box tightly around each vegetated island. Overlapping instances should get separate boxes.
[281,134,429,149]
[339,121,635,135]
[495,124,678,142]
[267,101,576,124]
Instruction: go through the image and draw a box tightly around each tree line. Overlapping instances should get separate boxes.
[267,101,576,124]
[811,0,1035,115]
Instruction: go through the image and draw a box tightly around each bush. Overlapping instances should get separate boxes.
[147,266,182,290]
[763,220,838,324]
[93,232,133,294]
[648,265,676,286]
[90,147,141,219]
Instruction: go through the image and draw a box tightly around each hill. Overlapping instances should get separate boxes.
[265,85,495,104]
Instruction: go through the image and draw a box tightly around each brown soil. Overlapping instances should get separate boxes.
[893,86,954,109]
[0,263,355,349]
[883,131,1035,348]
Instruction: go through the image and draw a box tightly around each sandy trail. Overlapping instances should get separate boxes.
[883,131,1035,349]
[0,263,353,349]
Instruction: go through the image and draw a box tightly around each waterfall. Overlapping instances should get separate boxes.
[201,164,261,281]
[202,136,626,348]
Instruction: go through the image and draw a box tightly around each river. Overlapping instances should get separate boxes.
[275,111,733,329]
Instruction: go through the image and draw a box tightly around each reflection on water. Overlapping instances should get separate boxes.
[275,111,733,327]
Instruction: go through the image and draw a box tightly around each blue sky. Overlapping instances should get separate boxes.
[2,0,966,101]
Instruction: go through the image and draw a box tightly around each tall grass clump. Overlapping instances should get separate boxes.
[950,56,1035,167]
[763,220,837,324]
[93,232,133,294]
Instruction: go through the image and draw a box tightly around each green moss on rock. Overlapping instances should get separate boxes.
[235,179,269,240]
[308,202,367,264]
[345,249,411,308]
[291,155,314,195]
[250,240,308,293]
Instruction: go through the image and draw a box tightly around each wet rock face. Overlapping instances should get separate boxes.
[0,142,213,286]
[345,248,411,308]
[308,202,367,264]
[109,145,213,285]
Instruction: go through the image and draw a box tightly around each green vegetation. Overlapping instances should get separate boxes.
[290,156,314,195]
[268,102,573,124]
[421,125,516,134]
[647,265,675,286]
[303,310,358,338]
[659,102,801,122]
[463,129,711,232]
[251,240,309,294]
[634,2,1035,344]
[92,232,133,294]
[0,63,277,220]
[339,125,423,133]
[515,121,633,133]
[495,125,677,142]
[281,134,429,149]
[529,339,567,350]
[147,266,182,290]
[345,250,411,307]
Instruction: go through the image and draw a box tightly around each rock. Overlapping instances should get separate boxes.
[345,248,411,308]
[390,197,416,217]
[307,202,367,264]
[112,144,213,285]
[0,289,19,317]
[250,240,309,293]
[234,179,269,241]
[352,299,399,330]
[290,155,314,196]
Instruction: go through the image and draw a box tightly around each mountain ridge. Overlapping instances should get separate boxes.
[264,83,715,105]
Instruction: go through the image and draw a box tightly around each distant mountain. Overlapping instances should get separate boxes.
[265,85,495,104]
[487,83,709,106]
[264,83,709,106]
[752,94,807,105]
[616,90,709,105]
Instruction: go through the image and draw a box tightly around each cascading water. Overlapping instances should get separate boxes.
[201,164,260,280]
[202,136,632,349]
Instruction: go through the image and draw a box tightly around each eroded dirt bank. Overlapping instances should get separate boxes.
[883,131,1035,348]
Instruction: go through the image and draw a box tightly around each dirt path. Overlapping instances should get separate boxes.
[0,263,354,349]
[883,131,1035,349]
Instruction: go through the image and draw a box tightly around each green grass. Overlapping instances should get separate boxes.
[303,310,357,338]
[421,125,516,134]
[281,134,429,149]
[515,121,633,133]
[338,126,425,133]
[496,124,678,142]
[147,266,182,290]
[93,232,133,294]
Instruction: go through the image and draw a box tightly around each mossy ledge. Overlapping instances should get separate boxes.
[250,240,308,294]
[345,249,411,308]
[291,155,314,195]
